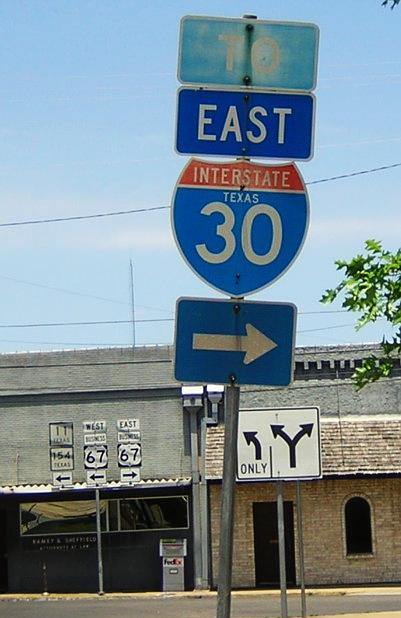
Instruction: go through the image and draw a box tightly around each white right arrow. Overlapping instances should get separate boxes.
[192,323,277,365]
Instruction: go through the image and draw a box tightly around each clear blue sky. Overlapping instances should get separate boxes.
[0,1,399,353]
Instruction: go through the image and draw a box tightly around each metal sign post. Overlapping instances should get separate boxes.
[95,489,104,595]
[190,407,203,590]
[276,480,288,618]
[216,383,240,618]
[296,481,307,618]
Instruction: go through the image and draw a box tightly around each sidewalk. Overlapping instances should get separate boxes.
[1,585,401,600]
[0,585,401,618]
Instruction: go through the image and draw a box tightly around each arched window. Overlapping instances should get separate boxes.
[344,496,373,555]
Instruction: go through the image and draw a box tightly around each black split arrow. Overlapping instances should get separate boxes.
[243,431,262,460]
[270,423,314,468]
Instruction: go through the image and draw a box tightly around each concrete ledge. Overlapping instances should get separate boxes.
[1,586,401,601]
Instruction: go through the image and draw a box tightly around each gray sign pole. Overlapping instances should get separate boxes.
[276,480,288,618]
[190,408,203,589]
[200,415,211,589]
[216,383,240,618]
[296,481,307,618]
[95,488,104,595]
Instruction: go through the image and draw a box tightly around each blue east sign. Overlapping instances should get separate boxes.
[176,88,315,160]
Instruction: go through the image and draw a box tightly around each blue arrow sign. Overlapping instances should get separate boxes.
[171,159,309,297]
[174,297,296,386]
[176,87,315,160]
[178,16,319,91]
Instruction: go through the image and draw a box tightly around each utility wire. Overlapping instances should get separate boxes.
[0,162,399,229]
[0,205,166,228]
[0,274,129,306]
[306,162,401,185]
[0,318,173,329]
[0,310,360,329]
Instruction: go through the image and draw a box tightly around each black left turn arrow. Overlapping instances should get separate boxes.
[243,431,262,460]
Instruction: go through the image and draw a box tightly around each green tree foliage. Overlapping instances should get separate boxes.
[321,240,401,389]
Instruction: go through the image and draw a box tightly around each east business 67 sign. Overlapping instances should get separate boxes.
[171,159,309,297]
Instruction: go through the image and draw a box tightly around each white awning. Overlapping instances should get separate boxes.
[0,478,191,495]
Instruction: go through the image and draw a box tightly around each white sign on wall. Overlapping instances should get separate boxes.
[84,445,108,469]
[50,447,74,471]
[52,471,73,487]
[49,422,73,446]
[86,469,107,486]
[84,433,107,446]
[117,418,140,431]
[237,407,321,481]
[117,430,141,443]
[117,443,142,467]
[83,420,106,432]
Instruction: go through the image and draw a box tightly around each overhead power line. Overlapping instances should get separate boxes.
[0,318,173,329]
[0,309,353,330]
[306,162,401,185]
[0,205,166,228]
[0,323,358,349]
[0,162,399,229]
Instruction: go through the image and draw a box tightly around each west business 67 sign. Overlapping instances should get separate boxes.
[171,158,309,297]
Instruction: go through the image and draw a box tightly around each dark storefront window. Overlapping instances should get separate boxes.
[119,497,188,531]
[345,496,373,555]
[20,500,107,536]
[108,499,119,531]
[20,496,188,536]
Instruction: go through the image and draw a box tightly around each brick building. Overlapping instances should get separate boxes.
[0,342,399,592]
[207,345,401,587]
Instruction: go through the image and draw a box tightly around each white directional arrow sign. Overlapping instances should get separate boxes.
[174,297,296,386]
[237,407,321,480]
[193,324,277,365]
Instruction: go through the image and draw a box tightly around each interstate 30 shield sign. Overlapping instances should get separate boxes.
[171,158,309,297]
